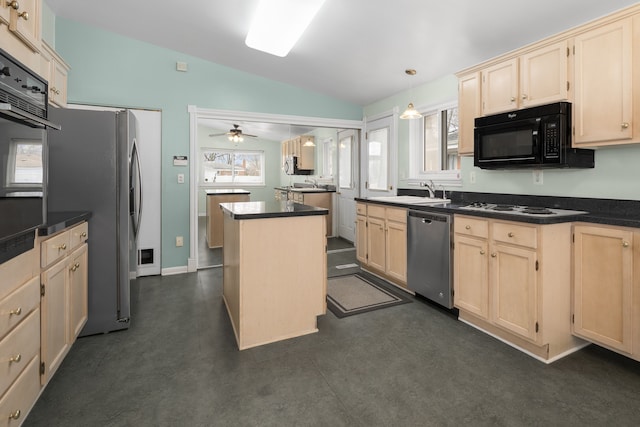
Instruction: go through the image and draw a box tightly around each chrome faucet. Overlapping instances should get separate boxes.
[304,178,318,188]
[420,180,436,198]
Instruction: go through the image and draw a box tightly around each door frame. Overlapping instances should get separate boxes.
[187,106,363,271]
[361,108,398,199]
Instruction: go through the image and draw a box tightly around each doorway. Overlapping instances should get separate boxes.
[188,107,363,272]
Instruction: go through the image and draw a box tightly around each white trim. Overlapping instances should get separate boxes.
[162,265,189,276]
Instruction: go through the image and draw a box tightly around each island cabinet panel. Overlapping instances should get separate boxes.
[222,213,326,350]
[572,224,634,355]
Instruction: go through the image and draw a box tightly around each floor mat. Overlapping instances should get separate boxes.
[326,272,412,318]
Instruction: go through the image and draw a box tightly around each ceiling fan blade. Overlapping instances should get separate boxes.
[209,132,227,137]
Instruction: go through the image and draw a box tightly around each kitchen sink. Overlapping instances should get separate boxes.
[291,187,329,192]
[367,195,450,205]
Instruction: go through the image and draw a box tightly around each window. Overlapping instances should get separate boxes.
[409,102,461,185]
[8,139,43,185]
[320,137,335,179]
[201,148,265,185]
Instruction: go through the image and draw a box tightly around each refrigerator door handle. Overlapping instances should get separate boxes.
[130,138,143,239]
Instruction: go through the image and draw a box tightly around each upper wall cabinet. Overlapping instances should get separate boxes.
[457,4,640,153]
[482,41,570,116]
[8,0,40,52]
[40,42,70,107]
[1,0,11,24]
[573,18,634,146]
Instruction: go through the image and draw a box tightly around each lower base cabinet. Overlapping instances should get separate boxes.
[356,203,407,288]
[454,215,585,362]
[572,223,639,361]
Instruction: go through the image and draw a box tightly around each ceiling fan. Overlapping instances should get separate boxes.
[209,124,257,142]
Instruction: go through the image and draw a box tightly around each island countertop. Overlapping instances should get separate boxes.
[220,200,328,220]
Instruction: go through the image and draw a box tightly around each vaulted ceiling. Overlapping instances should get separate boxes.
[46,0,638,106]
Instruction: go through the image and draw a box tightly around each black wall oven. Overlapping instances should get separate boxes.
[0,48,59,263]
[474,102,594,169]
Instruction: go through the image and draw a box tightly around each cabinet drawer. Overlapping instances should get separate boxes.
[356,203,367,216]
[386,207,407,224]
[0,276,39,341]
[454,216,489,238]
[0,309,39,396]
[367,204,386,219]
[69,222,88,250]
[0,354,40,427]
[492,221,537,248]
[41,230,70,268]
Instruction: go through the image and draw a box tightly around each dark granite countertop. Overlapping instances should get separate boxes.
[220,200,328,220]
[274,186,336,193]
[357,190,640,228]
[205,189,251,195]
[39,211,92,236]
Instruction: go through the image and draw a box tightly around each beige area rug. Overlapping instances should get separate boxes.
[326,273,412,318]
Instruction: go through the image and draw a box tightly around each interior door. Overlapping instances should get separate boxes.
[337,129,359,242]
[362,115,395,198]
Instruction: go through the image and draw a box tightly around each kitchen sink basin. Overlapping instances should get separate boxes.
[368,195,451,205]
[291,187,329,192]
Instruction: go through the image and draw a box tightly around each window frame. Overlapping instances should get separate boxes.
[407,100,461,186]
[199,147,266,187]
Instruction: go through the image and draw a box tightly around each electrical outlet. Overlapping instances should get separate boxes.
[533,170,543,185]
[176,236,183,247]
[469,171,476,184]
[177,174,185,184]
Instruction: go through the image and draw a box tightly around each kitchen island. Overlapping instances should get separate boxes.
[205,189,250,248]
[220,200,328,350]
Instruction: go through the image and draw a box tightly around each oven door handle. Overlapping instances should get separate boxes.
[0,103,61,130]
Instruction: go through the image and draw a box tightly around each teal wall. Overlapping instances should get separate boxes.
[53,18,362,269]
[364,75,640,201]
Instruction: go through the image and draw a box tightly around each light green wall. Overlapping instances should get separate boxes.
[196,124,282,216]
[54,18,362,269]
[364,75,640,201]
[40,2,55,46]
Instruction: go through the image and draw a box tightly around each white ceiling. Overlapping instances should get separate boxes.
[45,0,638,106]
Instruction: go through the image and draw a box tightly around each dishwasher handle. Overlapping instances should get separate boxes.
[407,210,451,224]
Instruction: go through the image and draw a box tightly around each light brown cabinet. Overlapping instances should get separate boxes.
[454,215,582,362]
[572,224,637,358]
[39,41,70,107]
[356,202,407,288]
[39,221,89,385]
[573,18,634,146]
[7,0,40,52]
[481,41,569,116]
[0,245,40,425]
[281,136,315,171]
[457,72,481,155]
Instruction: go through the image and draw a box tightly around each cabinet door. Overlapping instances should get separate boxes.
[454,235,489,319]
[490,243,538,342]
[386,219,407,284]
[68,244,88,343]
[1,0,10,24]
[50,58,68,107]
[482,58,518,115]
[8,0,40,52]
[573,18,633,145]
[458,72,481,155]
[520,40,569,108]
[573,225,633,353]
[355,215,367,264]
[40,258,69,385]
[367,216,386,272]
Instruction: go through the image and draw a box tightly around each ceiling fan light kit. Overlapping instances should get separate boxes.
[400,69,422,120]
[245,0,327,57]
[209,124,257,142]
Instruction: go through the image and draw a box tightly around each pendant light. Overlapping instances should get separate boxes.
[400,69,422,120]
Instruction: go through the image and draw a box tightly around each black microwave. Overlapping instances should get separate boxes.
[474,102,594,169]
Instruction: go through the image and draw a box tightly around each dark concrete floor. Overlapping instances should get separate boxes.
[25,266,640,426]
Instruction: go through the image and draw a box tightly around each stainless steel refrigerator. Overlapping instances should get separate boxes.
[47,107,141,336]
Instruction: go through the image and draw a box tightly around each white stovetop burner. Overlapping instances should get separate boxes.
[459,202,588,217]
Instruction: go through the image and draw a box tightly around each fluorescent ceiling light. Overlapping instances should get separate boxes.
[245,0,326,57]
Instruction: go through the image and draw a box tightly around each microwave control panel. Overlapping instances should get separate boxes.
[543,122,560,158]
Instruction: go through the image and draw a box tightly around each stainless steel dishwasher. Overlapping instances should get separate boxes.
[407,210,453,308]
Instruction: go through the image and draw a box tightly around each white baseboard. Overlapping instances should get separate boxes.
[161,265,189,276]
